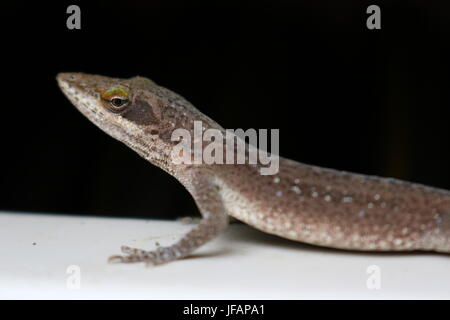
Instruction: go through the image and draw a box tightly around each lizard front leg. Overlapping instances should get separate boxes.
[108,176,229,265]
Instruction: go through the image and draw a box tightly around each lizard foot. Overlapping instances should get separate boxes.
[176,216,201,225]
[108,245,185,266]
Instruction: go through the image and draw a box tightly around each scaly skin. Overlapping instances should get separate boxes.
[57,73,450,265]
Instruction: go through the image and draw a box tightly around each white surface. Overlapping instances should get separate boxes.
[0,211,449,299]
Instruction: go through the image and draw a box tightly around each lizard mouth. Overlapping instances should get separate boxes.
[57,72,149,155]
[57,73,106,122]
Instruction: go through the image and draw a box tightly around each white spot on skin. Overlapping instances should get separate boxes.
[342,197,353,203]
[358,210,365,217]
[288,231,297,238]
[368,202,374,209]
[249,214,258,224]
[404,242,414,249]
[294,178,300,184]
[379,240,388,249]
[433,213,442,223]
[401,227,409,235]
[394,239,403,246]
[273,177,280,183]
[311,191,318,198]
[291,186,301,194]
[374,194,381,201]
[380,202,387,208]
[276,191,283,197]
[324,195,332,202]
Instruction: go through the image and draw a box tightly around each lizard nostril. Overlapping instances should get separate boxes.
[57,73,77,83]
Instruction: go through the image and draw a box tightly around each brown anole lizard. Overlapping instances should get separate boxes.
[57,73,450,265]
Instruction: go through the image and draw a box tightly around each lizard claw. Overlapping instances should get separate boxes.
[121,245,149,255]
[108,255,125,264]
[108,254,146,263]
[120,245,134,254]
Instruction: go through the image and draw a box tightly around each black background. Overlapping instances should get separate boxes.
[1,1,449,219]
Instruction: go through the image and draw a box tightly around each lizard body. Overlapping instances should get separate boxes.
[57,73,450,265]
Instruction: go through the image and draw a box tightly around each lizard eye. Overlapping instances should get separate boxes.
[101,88,130,113]
[109,97,129,110]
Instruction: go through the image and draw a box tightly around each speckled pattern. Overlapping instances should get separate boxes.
[57,73,450,265]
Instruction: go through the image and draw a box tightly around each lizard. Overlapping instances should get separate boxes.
[57,72,450,265]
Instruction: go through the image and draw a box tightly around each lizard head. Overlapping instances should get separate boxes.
[57,72,180,165]
[57,72,166,134]
[57,72,220,173]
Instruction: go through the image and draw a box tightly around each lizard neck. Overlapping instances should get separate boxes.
[120,111,226,182]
